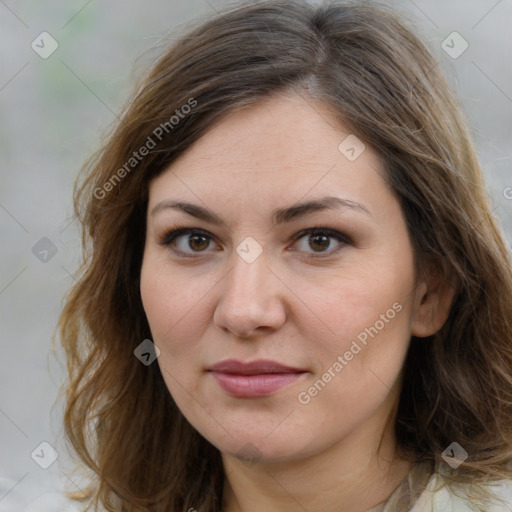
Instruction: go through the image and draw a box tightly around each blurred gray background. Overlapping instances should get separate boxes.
[1,0,511,510]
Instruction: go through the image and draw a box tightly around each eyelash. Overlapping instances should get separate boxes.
[158,224,352,259]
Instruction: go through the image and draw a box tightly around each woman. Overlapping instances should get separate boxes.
[58,1,512,510]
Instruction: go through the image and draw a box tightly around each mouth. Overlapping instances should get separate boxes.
[207,359,307,397]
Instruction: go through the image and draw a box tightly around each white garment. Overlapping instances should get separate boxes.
[368,462,512,512]
[14,470,512,511]
[23,491,82,511]
[410,472,512,512]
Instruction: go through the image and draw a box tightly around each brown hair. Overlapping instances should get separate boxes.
[58,0,512,510]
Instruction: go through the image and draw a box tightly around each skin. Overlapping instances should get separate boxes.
[140,91,454,512]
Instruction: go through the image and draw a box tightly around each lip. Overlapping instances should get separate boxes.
[208,359,307,397]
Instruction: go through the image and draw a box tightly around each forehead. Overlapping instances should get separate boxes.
[148,92,388,215]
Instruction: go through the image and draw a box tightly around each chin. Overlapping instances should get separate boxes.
[203,427,317,465]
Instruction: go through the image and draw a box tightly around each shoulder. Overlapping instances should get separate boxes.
[21,490,84,512]
[0,476,84,512]
[411,471,512,512]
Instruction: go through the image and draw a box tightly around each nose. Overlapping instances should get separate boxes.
[213,248,287,338]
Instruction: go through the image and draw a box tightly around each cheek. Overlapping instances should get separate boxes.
[140,259,209,406]
[294,266,407,340]
[293,257,414,385]
[140,256,212,363]
[295,293,411,434]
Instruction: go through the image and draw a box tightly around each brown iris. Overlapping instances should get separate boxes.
[189,235,209,251]
[309,234,330,252]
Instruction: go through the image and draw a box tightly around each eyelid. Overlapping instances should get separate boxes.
[290,227,352,245]
[158,226,214,246]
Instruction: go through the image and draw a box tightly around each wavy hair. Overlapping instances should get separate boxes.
[58,1,512,510]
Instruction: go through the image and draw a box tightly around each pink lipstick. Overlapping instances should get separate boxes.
[208,359,306,397]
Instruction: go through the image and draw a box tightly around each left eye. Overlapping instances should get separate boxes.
[292,228,350,255]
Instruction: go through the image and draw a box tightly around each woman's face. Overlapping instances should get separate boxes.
[140,92,425,463]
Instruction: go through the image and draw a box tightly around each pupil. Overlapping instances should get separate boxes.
[190,235,209,251]
[309,234,330,251]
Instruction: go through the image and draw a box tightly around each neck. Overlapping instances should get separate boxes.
[221,409,412,512]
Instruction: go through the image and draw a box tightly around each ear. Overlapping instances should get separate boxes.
[411,260,457,338]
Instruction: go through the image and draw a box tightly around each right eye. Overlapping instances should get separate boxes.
[159,227,220,256]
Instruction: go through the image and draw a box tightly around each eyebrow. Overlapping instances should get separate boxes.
[150,196,372,225]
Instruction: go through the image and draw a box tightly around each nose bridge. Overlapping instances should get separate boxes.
[214,245,286,335]
[226,247,272,302]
